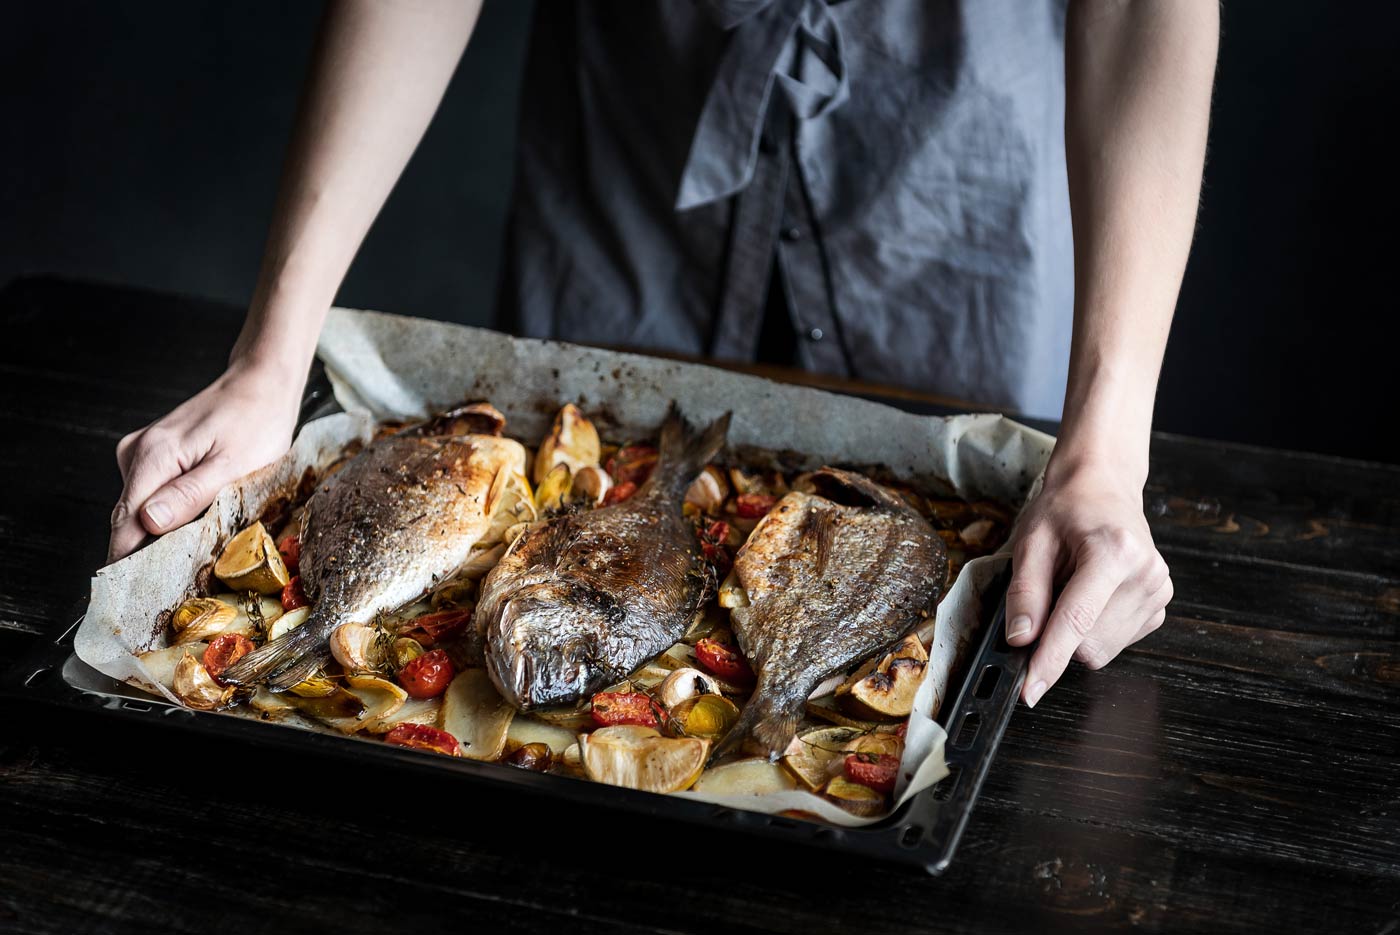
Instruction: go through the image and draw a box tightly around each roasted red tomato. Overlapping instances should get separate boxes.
[694,637,756,685]
[398,648,456,699]
[843,752,899,794]
[276,534,301,576]
[202,633,255,683]
[400,608,473,648]
[734,493,779,519]
[696,519,733,573]
[280,575,309,611]
[601,480,638,506]
[606,444,659,486]
[384,723,462,757]
[590,691,665,728]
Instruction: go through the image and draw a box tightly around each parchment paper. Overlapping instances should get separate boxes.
[78,306,1054,826]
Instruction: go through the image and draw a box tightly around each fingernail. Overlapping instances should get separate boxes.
[143,500,172,530]
[1025,680,1047,708]
[1007,614,1032,641]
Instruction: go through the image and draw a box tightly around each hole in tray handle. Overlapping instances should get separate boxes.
[973,664,1001,700]
[952,712,981,751]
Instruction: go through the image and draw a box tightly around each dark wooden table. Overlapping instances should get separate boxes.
[2,277,1397,934]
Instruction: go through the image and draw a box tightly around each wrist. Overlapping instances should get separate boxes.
[1050,361,1155,488]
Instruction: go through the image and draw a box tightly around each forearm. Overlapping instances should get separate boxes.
[1056,0,1219,483]
[232,0,482,377]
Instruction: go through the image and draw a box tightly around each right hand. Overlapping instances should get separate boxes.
[108,362,300,563]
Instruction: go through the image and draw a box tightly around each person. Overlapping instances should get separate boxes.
[108,0,1218,709]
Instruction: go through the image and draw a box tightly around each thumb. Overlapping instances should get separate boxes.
[138,454,234,536]
[1005,529,1058,647]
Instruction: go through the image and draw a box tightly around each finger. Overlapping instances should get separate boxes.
[1074,572,1174,669]
[138,453,233,537]
[1024,543,1129,706]
[1004,529,1060,646]
[108,433,184,562]
[1131,607,1167,645]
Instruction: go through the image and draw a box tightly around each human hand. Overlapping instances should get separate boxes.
[108,362,300,562]
[1003,459,1172,707]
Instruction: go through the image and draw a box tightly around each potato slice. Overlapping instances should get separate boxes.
[441,668,515,761]
[267,607,311,642]
[320,675,407,734]
[210,592,284,638]
[781,726,861,791]
[505,716,580,755]
[370,695,441,735]
[692,758,798,796]
[533,403,601,484]
[214,521,290,594]
[580,725,709,793]
[825,776,887,817]
[836,635,928,720]
[804,698,882,731]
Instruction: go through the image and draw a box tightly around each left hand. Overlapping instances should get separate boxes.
[1003,458,1173,707]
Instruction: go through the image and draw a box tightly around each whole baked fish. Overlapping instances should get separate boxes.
[715,468,947,759]
[477,408,730,709]
[222,429,527,689]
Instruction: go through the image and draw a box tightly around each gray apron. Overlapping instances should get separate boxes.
[497,0,1073,419]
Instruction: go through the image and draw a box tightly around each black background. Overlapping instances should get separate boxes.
[4,2,1396,462]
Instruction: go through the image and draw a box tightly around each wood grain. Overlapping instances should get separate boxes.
[1,277,1396,935]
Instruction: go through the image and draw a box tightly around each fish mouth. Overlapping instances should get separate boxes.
[485,592,600,709]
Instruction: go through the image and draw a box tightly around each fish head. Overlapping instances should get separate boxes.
[484,581,615,709]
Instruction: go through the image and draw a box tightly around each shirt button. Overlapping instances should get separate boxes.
[808,327,824,341]
[782,226,802,242]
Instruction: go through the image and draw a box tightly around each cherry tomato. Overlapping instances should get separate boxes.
[735,493,779,519]
[276,534,301,576]
[605,445,658,486]
[694,637,756,685]
[602,481,638,506]
[843,752,899,794]
[400,608,473,648]
[202,633,255,683]
[695,519,733,573]
[280,575,309,611]
[384,723,462,757]
[398,648,456,699]
[590,691,665,728]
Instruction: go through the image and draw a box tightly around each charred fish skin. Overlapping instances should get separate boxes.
[220,432,526,688]
[478,408,731,710]
[715,468,947,760]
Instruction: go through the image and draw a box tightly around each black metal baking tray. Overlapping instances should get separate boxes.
[0,371,1030,874]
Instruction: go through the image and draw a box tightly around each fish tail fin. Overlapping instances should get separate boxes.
[650,405,732,497]
[710,684,802,764]
[219,615,331,687]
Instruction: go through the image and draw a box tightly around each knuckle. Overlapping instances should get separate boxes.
[110,498,132,528]
[1075,639,1113,670]
[1059,599,1099,638]
[1145,608,1167,633]
[1159,576,1175,606]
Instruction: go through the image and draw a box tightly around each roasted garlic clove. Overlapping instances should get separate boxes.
[568,465,613,506]
[169,598,237,644]
[657,667,720,710]
[171,652,234,710]
[684,465,730,514]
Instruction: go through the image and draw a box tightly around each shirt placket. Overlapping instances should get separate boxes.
[708,103,794,361]
[775,152,849,375]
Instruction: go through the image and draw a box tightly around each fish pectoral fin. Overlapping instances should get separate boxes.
[809,467,907,513]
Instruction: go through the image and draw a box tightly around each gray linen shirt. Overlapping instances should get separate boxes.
[497,0,1074,419]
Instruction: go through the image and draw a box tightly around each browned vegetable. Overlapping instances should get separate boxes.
[824,775,887,817]
[505,742,553,771]
[213,522,290,594]
[835,634,928,720]
[169,598,237,644]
